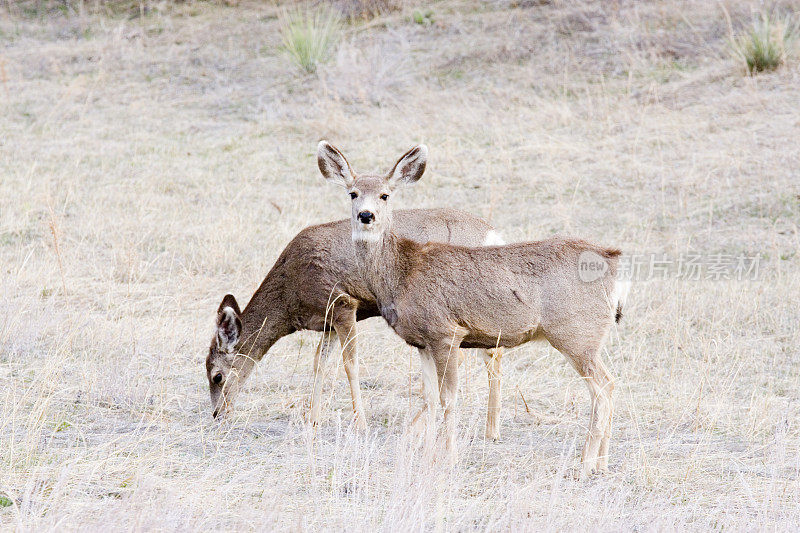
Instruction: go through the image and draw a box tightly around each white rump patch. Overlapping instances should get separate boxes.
[611,279,631,310]
[483,230,505,246]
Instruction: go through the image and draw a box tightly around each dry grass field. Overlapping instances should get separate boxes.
[2,0,800,530]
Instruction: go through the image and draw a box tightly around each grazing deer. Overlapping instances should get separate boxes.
[205,210,506,438]
[318,141,629,475]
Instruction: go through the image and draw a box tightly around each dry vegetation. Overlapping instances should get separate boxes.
[2,0,800,530]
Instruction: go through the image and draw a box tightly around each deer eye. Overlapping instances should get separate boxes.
[349,192,358,199]
[380,194,389,201]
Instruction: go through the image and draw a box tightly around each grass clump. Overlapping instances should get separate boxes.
[412,8,434,26]
[731,13,799,74]
[279,7,341,74]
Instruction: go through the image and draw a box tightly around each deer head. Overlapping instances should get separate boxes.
[317,141,428,242]
[205,293,244,418]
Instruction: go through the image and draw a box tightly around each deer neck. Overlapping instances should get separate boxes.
[353,229,407,312]
[238,273,292,362]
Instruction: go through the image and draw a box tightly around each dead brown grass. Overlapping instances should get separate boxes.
[326,0,408,22]
[1,0,799,529]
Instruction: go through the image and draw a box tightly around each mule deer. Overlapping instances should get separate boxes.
[205,210,506,438]
[318,141,629,475]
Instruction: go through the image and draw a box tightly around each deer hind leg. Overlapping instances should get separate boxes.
[309,329,336,427]
[480,348,503,441]
[333,311,367,430]
[558,345,614,477]
[579,355,614,477]
[595,358,615,473]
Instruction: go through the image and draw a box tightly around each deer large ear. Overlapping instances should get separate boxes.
[387,145,427,189]
[216,294,242,352]
[317,141,355,188]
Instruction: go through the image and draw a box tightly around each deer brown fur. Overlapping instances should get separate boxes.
[205,209,505,437]
[318,141,629,475]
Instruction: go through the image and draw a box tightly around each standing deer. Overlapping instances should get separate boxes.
[205,209,506,439]
[318,141,629,475]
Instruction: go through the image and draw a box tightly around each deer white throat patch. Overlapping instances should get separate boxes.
[352,226,382,243]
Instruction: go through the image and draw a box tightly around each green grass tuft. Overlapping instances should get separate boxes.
[412,8,434,25]
[279,7,341,74]
[731,13,799,74]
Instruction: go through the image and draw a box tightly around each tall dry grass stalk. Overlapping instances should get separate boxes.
[0,57,8,96]
[45,200,67,295]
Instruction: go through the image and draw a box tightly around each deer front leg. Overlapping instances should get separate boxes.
[333,314,367,430]
[480,348,503,441]
[416,348,440,451]
[309,329,336,427]
[434,346,460,463]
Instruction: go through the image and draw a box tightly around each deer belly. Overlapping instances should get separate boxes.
[461,325,542,349]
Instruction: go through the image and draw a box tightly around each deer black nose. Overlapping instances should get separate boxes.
[212,373,223,384]
[212,409,219,419]
[358,211,375,224]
